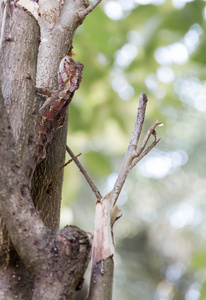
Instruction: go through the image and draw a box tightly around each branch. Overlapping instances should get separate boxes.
[87,93,161,299]
[86,193,114,300]
[133,119,162,158]
[79,0,102,19]
[66,145,102,201]
[130,138,161,170]
[130,92,148,148]
[118,138,161,189]
[111,93,162,206]
[48,153,82,189]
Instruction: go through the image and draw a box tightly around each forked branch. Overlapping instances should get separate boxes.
[68,93,162,208]
[111,93,162,206]
[87,93,162,300]
[79,0,103,19]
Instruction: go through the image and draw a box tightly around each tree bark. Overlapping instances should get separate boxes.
[31,0,88,230]
[0,0,92,298]
[0,5,40,298]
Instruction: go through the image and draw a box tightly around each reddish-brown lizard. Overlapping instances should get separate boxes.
[25,56,84,181]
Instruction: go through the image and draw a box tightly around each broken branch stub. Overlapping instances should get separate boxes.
[87,193,114,300]
[87,93,162,300]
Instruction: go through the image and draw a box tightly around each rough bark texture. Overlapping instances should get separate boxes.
[0,83,92,299]
[32,226,91,300]
[0,0,89,255]
[0,83,39,298]
[31,124,68,230]
[0,4,39,166]
[0,0,91,298]
[31,0,88,231]
[87,256,114,300]
[0,5,40,290]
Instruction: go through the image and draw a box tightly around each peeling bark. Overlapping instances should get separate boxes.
[87,194,114,300]
[88,256,114,300]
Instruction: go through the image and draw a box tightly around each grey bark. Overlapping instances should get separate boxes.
[0,0,92,299]
[32,0,88,231]
[0,6,40,298]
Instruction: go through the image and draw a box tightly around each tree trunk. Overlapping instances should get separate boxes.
[0,5,40,298]
[0,1,91,298]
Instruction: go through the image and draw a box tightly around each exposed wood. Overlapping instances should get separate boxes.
[87,194,114,300]
[87,94,162,299]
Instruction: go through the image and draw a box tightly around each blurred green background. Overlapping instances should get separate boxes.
[61,0,206,299]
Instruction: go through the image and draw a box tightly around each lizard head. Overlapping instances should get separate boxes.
[58,56,84,91]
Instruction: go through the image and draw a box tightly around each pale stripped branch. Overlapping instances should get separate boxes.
[111,93,162,206]
[87,92,162,300]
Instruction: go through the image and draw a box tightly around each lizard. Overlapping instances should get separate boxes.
[0,56,83,269]
[25,55,84,182]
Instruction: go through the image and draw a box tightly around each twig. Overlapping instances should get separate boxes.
[79,0,102,19]
[48,153,81,189]
[131,138,161,170]
[66,145,102,201]
[134,119,162,158]
[110,93,162,206]
[87,93,161,300]
[130,92,148,148]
